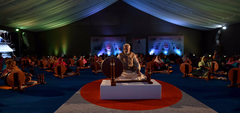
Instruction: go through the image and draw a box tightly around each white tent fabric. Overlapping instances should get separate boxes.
[0,44,14,52]
[123,0,240,30]
[0,0,118,32]
[0,0,240,31]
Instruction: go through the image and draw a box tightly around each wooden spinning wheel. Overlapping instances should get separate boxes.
[211,61,219,72]
[146,61,155,72]
[90,58,96,63]
[91,62,101,74]
[76,60,84,68]
[54,64,67,78]
[38,60,47,68]
[180,63,193,77]
[176,58,183,66]
[69,58,75,66]
[101,57,123,86]
[101,57,123,79]
[206,61,219,81]
[101,57,153,86]
[5,70,26,91]
[48,62,55,70]
[228,68,240,88]
[146,61,172,74]
[184,59,192,65]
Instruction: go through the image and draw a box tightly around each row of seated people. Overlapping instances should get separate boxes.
[0,59,32,86]
[153,55,170,71]
[183,51,240,80]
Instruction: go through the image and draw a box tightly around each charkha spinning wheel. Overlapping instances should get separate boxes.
[228,68,240,87]
[54,64,67,78]
[5,70,26,91]
[176,58,183,66]
[76,60,84,68]
[38,60,47,68]
[101,57,123,86]
[211,61,219,72]
[180,63,192,77]
[184,59,192,65]
[91,62,101,74]
[69,59,75,66]
[48,62,55,70]
[146,61,155,72]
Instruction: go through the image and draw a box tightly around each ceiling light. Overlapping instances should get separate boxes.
[222,26,226,30]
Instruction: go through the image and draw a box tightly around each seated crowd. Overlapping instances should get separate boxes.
[0,50,239,85]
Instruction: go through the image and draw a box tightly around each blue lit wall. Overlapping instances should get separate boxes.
[91,37,126,56]
[148,36,184,56]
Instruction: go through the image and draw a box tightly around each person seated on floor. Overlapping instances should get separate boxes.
[223,57,240,73]
[11,55,17,64]
[135,54,140,62]
[138,54,144,63]
[52,57,72,74]
[19,56,27,66]
[162,55,171,66]
[26,56,33,67]
[73,55,78,65]
[94,55,98,62]
[39,56,48,67]
[41,56,48,62]
[79,56,88,67]
[182,54,190,62]
[192,56,211,77]
[49,56,54,62]
[0,59,32,85]
[97,56,103,68]
[1,57,7,71]
[53,56,58,64]
[116,43,146,80]
[154,55,167,71]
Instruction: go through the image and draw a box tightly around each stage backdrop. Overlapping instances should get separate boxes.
[132,38,146,55]
[91,37,126,56]
[148,36,184,56]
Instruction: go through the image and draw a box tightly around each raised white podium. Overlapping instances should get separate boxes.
[100,79,161,100]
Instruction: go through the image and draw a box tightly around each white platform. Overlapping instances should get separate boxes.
[100,79,161,100]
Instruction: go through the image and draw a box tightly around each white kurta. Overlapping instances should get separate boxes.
[116,53,146,80]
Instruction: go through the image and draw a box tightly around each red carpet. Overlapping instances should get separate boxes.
[80,79,182,110]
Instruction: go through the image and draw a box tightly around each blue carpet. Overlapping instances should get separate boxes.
[0,64,239,113]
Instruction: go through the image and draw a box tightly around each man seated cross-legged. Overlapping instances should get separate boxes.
[116,43,146,80]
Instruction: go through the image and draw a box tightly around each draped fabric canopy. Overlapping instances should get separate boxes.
[123,0,240,30]
[0,0,240,32]
[0,0,118,32]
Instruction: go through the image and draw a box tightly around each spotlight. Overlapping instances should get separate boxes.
[193,54,195,56]
[222,26,227,30]
[16,29,19,31]
[209,55,211,57]
[224,55,226,57]
[164,51,168,55]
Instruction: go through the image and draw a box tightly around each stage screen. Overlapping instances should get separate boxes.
[132,38,146,55]
[91,37,126,56]
[148,36,184,56]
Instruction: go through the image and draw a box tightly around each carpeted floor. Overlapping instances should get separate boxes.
[55,88,217,113]
[0,64,240,113]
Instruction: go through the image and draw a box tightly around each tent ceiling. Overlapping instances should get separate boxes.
[123,0,240,30]
[0,0,118,32]
[0,0,239,32]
